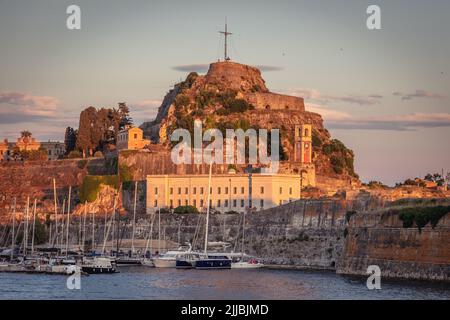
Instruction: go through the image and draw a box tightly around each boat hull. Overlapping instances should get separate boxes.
[195,259,231,269]
[153,258,177,268]
[176,259,194,269]
[81,266,117,274]
[116,259,142,266]
[231,262,264,269]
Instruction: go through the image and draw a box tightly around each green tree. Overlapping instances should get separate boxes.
[118,102,133,130]
[64,127,77,155]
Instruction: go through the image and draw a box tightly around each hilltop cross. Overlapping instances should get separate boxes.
[219,20,232,61]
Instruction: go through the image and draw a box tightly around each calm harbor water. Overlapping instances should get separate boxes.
[0,267,449,300]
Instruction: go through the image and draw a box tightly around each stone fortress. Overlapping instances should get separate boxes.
[204,61,305,111]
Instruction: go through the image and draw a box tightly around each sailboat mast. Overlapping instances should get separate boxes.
[60,198,65,252]
[158,208,161,253]
[101,191,117,255]
[131,181,137,253]
[145,214,155,256]
[24,196,30,256]
[82,201,87,252]
[92,206,95,251]
[241,210,246,257]
[31,199,37,254]
[66,186,71,256]
[11,197,16,260]
[53,178,58,248]
[204,162,213,254]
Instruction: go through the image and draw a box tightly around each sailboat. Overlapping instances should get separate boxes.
[141,211,155,267]
[231,173,264,269]
[116,182,142,266]
[193,162,232,270]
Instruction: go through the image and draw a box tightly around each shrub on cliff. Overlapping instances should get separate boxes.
[398,205,450,231]
[312,130,322,148]
[174,205,199,214]
[322,139,357,177]
[217,99,255,115]
[79,175,119,202]
[119,164,135,189]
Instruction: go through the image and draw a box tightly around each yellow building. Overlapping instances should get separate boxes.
[117,126,150,151]
[0,139,9,161]
[15,134,40,151]
[146,173,311,214]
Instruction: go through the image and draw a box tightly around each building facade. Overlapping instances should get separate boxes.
[0,134,65,161]
[117,126,151,151]
[146,173,307,214]
[40,141,66,160]
[294,124,312,164]
[15,135,40,151]
[0,139,9,161]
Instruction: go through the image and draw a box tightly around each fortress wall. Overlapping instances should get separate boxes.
[337,211,450,281]
[205,61,268,92]
[245,92,305,111]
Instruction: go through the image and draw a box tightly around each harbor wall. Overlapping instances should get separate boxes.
[337,210,450,282]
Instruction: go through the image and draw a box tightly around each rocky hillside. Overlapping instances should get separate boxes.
[141,61,359,182]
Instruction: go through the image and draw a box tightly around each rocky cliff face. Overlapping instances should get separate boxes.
[139,60,359,185]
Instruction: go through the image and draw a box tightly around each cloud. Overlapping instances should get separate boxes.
[283,88,383,106]
[255,65,283,72]
[328,95,382,106]
[172,64,283,73]
[326,112,450,131]
[132,99,162,109]
[129,99,162,124]
[172,64,209,73]
[393,90,446,101]
[0,92,60,124]
[285,88,322,100]
[306,103,351,121]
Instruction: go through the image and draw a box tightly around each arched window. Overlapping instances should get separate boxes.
[304,128,309,137]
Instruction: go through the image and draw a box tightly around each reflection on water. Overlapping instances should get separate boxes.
[0,267,449,300]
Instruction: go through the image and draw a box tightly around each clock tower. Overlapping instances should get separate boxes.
[294,124,312,164]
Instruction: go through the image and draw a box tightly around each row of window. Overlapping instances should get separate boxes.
[152,198,265,209]
[118,133,138,142]
[152,186,294,196]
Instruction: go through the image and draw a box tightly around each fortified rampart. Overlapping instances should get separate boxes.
[245,92,305,111]
[337,209,450,282]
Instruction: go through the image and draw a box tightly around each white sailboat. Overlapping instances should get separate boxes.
[231,183,263,269]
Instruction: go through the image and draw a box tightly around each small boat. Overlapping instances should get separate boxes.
[231,259,264,269]
[153,251,180,268]
[115,256,142,266]
[81,257,117,274]
[141,258,154,267]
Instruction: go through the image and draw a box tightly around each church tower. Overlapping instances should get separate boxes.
[294,124,312,164]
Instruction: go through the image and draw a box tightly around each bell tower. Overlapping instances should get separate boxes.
[294,124,312,164]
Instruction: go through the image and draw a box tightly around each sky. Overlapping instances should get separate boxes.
[0,0,449,185]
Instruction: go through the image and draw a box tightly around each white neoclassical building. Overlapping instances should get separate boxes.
[146,173,310,214]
